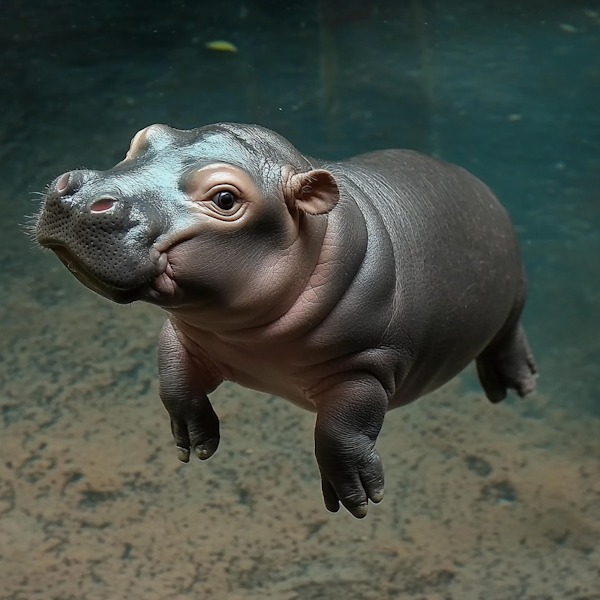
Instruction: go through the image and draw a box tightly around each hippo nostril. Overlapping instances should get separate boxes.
[56,172,72,195]
[90,198,116,212]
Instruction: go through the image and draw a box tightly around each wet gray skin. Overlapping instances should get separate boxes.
[36,123,537,518]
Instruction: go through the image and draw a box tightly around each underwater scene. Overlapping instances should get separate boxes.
[1,0,599,598]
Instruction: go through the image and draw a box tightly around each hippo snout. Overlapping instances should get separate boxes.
[36,170,167,303]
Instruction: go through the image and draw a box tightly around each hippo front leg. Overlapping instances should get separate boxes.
[158,320,222,462]
[313,373,388,518]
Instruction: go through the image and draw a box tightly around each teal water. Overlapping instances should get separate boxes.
[1,1,599,598]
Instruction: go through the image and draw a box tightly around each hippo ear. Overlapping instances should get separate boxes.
[288,169,339,215]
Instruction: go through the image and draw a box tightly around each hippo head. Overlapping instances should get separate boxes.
[36,123,339,322]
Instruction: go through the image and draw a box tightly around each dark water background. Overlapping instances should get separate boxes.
[0,0,599,598]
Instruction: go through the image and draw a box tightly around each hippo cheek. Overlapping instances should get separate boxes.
[155,238,226,306]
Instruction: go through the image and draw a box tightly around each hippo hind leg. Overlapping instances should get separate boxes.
[476,321,537,404]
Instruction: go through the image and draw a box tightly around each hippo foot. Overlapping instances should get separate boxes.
[317,441,384,518]
[477,321,537,403]
[158,319,222,463]
[169,406,220,463]
[313,374,388,518]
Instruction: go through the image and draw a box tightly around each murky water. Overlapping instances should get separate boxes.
[1,1,599,598]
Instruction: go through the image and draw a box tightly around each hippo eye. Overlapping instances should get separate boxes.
[213,190,236,211]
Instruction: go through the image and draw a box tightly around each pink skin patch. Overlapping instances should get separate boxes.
[90,198,115,212]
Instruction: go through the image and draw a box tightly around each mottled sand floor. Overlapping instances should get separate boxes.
[1,267,599,600]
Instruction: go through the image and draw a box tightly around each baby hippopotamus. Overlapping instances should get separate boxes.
[36,123,537,518]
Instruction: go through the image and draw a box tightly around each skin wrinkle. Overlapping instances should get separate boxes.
[331,169,400,349]
[301,346,399,403]
[248,212,362,342]
[250,185,309,300]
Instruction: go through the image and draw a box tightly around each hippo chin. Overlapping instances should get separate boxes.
[35,123,537,518]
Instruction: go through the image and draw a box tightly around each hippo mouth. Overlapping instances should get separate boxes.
[46,244,175,305]
[48,245,147,303]
[147,261,179,301]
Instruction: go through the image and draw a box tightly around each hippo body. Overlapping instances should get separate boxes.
[36,123,537,517]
